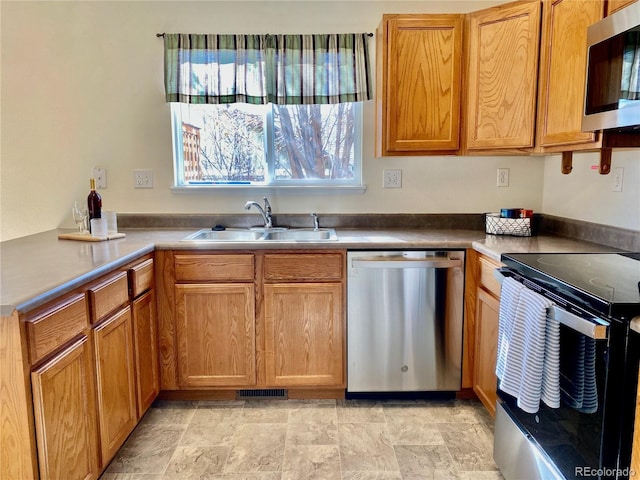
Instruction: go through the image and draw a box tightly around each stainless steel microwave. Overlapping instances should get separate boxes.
[582,2,640,132]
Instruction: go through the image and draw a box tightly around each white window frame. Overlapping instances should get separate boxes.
[169,102,366,194]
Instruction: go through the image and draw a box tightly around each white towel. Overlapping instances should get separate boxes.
[495,277,560,414]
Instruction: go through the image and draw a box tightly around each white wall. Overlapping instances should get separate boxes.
[542,149,640,230]
[1,1,637,242]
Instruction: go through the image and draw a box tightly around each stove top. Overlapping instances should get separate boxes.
[501,252,640,320]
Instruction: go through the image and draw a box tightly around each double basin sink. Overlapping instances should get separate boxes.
[182,227,338,243]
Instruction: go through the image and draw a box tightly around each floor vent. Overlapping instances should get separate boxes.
[236,389,288,400]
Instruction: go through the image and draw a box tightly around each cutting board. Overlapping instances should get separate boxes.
[58,232,126,242]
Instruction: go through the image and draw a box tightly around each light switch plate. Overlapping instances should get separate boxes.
[93,167,107,189]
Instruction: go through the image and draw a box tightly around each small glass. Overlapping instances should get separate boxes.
[72,201,87,233]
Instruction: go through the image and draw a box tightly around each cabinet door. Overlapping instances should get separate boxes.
[264,283,344,387]
[31,337,100,480]
[175,284,256,387]
[132,289,159,417]
[473,288,500,417]
[376,15,464,155]
[607,0,637,15]
[536,0,604,149]
[93,306,137,464]
[465,1,541,150]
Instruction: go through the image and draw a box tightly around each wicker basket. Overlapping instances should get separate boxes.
[485,213,532,237]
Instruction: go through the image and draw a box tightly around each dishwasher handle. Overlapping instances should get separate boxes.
[351,255,463,269]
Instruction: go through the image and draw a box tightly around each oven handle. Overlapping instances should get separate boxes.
[494,269,608,341]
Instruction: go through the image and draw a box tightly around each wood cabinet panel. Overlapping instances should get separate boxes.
[88,272,129,323]
[264,283,344,387]
[175,283,256,387]
[175,254,254,282]
[478,255,503,298]
[536,0,604,149]
[93,306,137,464]
[607,0,637,14]
[263,253,343,282]
[26,293,88,364]
[474,288,500,417]
[129,258,154,298]
[632,369,640,476]
[31,337,99,480]
[132,290,159,417]
[376,14,464,155]
[465,1,541,150]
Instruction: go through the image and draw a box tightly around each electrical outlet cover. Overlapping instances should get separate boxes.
[383,169,402,188]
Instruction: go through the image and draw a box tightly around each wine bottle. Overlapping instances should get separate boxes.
[87,178,102,226]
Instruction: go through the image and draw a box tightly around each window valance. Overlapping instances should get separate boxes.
[163,33,372,105]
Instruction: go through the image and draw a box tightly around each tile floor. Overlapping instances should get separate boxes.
[100,398,504,480]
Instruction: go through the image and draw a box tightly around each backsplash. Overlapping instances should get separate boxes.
[118,213,638,251]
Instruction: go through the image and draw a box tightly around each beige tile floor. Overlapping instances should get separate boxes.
[100,398,504,480]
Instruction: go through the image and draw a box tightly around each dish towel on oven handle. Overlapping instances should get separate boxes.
[560,329,598,414]
[495,276,560,414]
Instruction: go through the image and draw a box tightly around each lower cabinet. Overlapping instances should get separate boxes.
[31,337,100,480]
[93,306,137,464]
[264,283,344,386]
[175,283,256,387]
[165,250,346,392]
[473,288,500,417]
[132,289,159,416]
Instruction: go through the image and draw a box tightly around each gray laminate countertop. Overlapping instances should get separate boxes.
[0,227,619,315]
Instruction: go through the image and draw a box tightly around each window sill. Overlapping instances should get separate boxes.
[170,184,367,195]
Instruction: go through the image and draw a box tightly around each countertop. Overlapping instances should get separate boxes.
[0,227,619,315]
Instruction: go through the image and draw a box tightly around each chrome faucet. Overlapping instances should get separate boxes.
[244,197,273,229]
[310,212,320,231]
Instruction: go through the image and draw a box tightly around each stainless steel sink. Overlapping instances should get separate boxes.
[181,228,338,243]
[182,229,264,242]
[262,228,337,241]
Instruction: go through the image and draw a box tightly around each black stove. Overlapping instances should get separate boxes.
[501,252,640,321]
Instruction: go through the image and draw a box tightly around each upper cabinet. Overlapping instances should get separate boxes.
[375,14,464,156]
[536,0,605,151]
[463,1,542,152]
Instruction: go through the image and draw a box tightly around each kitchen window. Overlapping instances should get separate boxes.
[162,33,371,190]
[170,101,363,187]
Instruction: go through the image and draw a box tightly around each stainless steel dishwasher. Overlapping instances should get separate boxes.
[347,250,465,393]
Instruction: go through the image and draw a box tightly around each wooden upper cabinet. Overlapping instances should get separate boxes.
[376,14,464,155]
[607,0,638,15]
[536,0,605,151]
[464,1,541,151]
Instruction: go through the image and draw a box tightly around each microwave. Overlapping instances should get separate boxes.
[582,2,640,132]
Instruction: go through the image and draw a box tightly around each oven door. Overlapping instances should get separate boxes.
[493,274,612,480]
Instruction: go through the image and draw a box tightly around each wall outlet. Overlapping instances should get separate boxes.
[383,169,402,188]
[93,167,107,189]
[134,169,153,189]
[612,167,623,192]
[497,168,510,187]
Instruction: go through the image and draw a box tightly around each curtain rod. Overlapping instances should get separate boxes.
[156,32,374,38]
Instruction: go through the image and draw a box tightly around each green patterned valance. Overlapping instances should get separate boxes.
[163,33,372,105]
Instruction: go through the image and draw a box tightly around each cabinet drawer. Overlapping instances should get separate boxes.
[88,271,129,323]
[175,254,254,282]
[129,258,154,298]
[264,253,344,281]
[27,293,88,364]
[479,256,503,298]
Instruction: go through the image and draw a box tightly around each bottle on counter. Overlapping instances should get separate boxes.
[87,178,102,232]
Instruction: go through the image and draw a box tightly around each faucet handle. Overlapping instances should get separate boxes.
[310,212,320,231]
[263,197,271,214]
